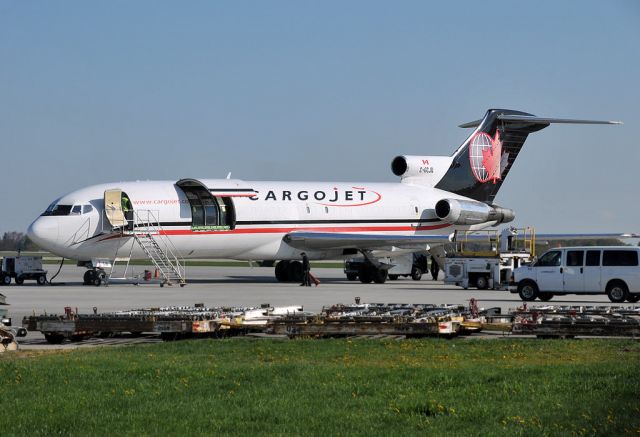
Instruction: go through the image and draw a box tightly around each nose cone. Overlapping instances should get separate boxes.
[27,217,59,250]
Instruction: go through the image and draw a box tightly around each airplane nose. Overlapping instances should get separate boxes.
[27,218,59,249]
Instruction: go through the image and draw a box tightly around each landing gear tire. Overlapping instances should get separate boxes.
[37,275,47,285]
[92,270,105,287]
[15,276,24,285]
[275,261,289,282]
[287,261,303,283]
[372,269,388,284]
[346,273,358,281]
[518,281,538,301]
[388,274,399,281]
[83,270,94,285]
[607,281,628,303]
[411,267,423,281]
[475,276,489,290]
[627,294,640,303]
[539,293,554,302]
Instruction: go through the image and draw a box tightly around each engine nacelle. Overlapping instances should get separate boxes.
[391,155,452,181]
[435,198,515,225]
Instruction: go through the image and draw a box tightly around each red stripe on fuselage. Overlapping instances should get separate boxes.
[159,223,451,236]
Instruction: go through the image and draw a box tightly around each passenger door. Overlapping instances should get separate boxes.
[583,250,602,292]
[534,250,564,292]
[104,189,126,228]
[563,250,585,292]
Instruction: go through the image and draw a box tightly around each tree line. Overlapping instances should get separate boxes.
[0,232,40,252]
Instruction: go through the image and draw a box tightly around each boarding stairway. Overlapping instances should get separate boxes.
[107,210,186,286]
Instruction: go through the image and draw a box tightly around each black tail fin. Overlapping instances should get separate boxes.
[435,109,548,203]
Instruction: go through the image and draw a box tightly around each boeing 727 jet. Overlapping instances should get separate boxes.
[26,109,622,285]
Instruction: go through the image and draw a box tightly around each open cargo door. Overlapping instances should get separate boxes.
[104,189,126,228]
[176,179,236,230]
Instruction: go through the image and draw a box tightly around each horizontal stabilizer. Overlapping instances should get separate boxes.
[459,115,622,128]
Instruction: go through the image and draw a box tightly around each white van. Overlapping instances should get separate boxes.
[511,247,640,303]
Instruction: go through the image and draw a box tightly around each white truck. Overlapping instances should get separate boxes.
[511,246,640,303]
[0,256,48,285]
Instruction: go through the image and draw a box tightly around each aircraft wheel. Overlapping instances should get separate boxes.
[15,275,24,285]
[83,270,94,285]
[275,261,290,282]
[373,269,388,284]
[288,261,303,282]
[93,271,105,287]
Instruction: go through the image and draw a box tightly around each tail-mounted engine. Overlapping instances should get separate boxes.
[435,198,515,225]
[391,155,453,186]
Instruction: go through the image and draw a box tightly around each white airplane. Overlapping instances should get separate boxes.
[26,109,623,285]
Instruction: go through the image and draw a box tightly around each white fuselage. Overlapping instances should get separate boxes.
[27,177,482,262]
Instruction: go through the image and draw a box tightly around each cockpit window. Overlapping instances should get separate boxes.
[71,205,82,215]
[82,204,94,214]
[41,204,73,216]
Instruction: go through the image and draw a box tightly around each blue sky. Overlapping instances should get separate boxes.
[0,1,638,234]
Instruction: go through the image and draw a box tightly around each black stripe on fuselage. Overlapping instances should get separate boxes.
[209,188,257,192]
[138,218,442,228]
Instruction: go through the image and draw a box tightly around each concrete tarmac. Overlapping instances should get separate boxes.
[0,264,621,349]
[2,264,620,319]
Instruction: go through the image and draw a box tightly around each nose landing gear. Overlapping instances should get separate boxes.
[83,269,106,286]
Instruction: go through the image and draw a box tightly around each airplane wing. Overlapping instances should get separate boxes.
[282,232,454,251]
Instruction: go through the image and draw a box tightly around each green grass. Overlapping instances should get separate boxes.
[0,339,638,436]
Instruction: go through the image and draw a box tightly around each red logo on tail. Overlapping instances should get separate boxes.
[469,130,507,184]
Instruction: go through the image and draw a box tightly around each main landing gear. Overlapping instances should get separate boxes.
[83,269,106,286]
[274,260,304,283]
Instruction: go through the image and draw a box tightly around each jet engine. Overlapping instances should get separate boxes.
[391,155,450,179]
[435,198,515,225]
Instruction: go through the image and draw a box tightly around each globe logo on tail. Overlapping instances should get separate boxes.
[469,130,508,184]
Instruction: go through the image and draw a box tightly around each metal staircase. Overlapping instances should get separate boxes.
[132,231,185,286]
[107,210,186,286]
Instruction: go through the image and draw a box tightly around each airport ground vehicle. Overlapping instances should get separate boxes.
[444,228,534,290]
[511,246,640,303]
[0,256,48,285]
[344,253,429,283]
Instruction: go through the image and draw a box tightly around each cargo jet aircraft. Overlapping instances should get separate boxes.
[27,109,623,285]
